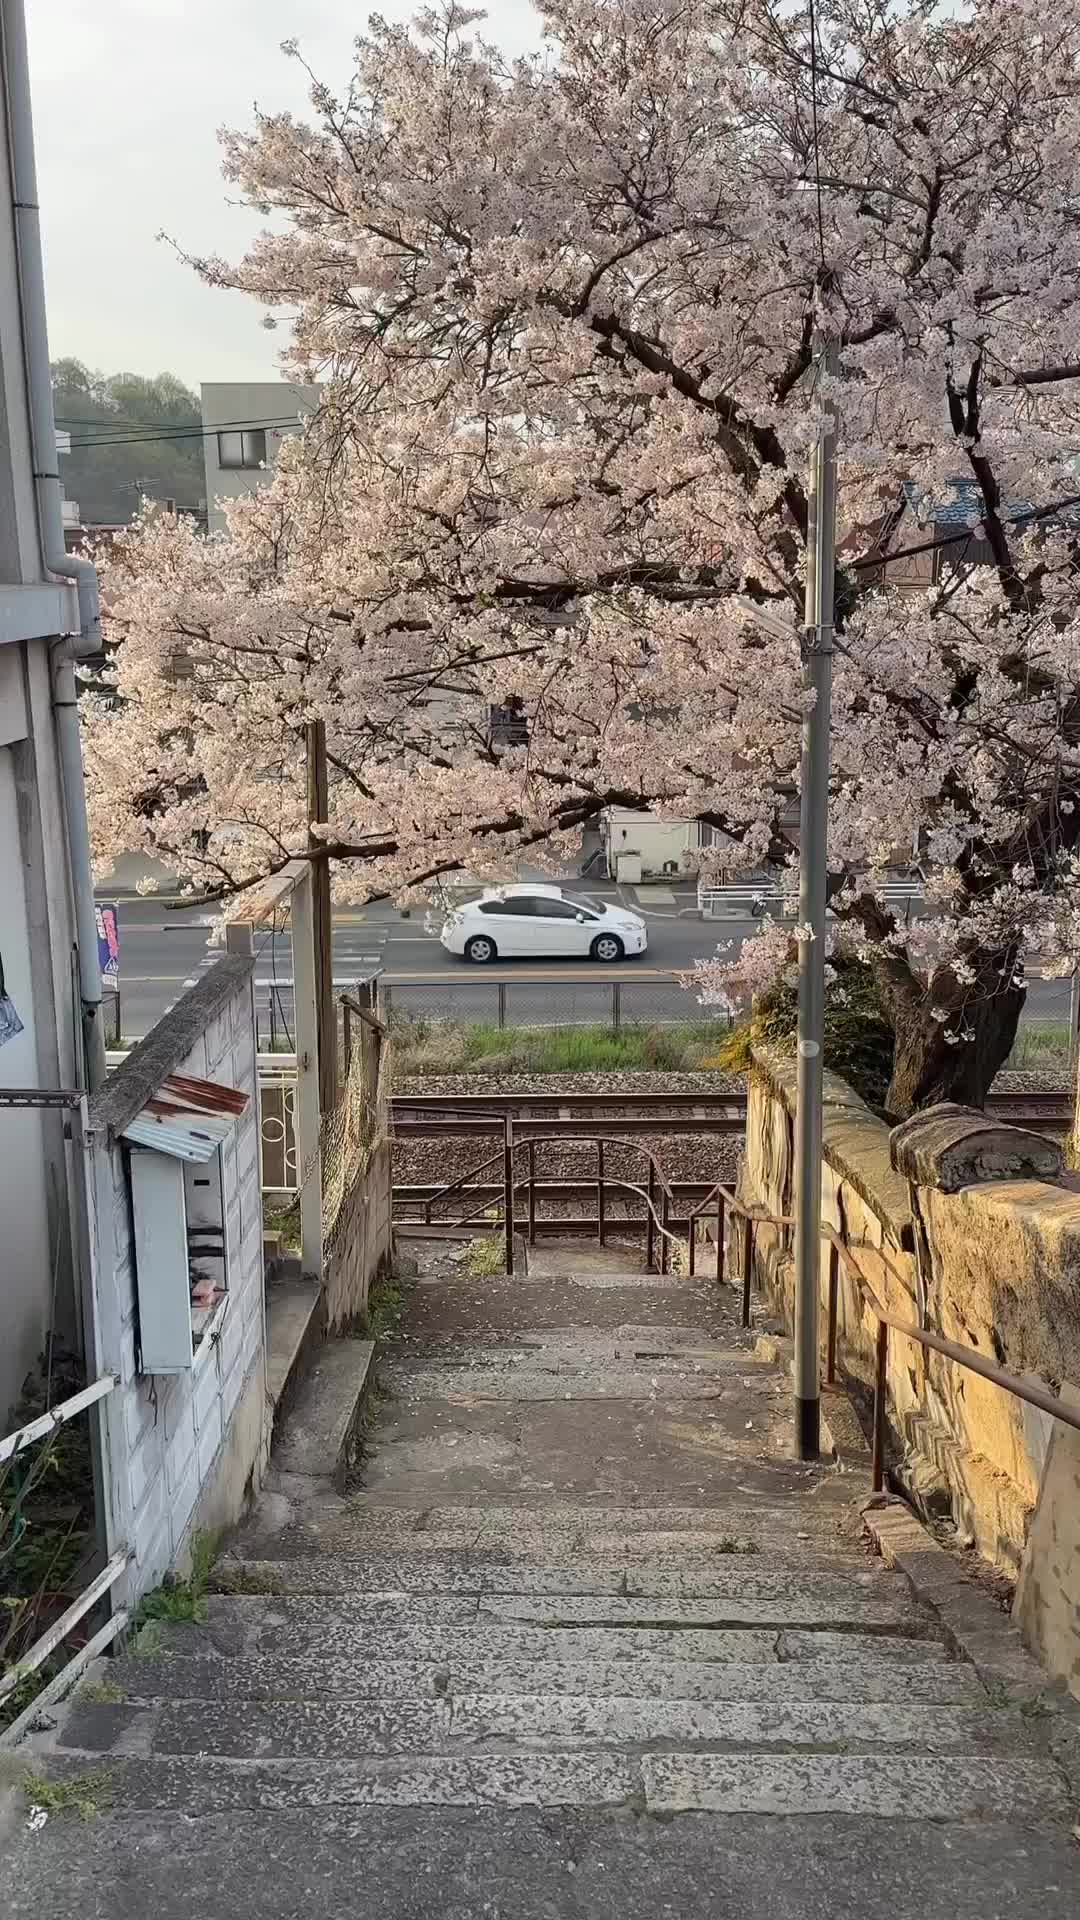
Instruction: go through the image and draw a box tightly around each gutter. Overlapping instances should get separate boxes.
[2,0,105,1090]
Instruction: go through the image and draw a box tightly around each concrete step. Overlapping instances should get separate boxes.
[37,1748,1067,1817]
[56,1693,1021,1761]
[101,1650,987,1706]
[264,1274,323,1415]
[271,1337,375,1488]
[214,1553,909,1599]
[12,1807,1080,1920]
[198,1586,932,1636]
[381,1362,765,1401]
[147,1609,946,1667]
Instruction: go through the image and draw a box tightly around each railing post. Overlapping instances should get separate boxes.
[498,982,507,1030]
[503,1116,515,1274]
[688,1207,696,1277]
[342,998,353,1079]
[740,1212,753,1327]
[660,1183,670,1274]
[612,982,621,1032]
[528,1140,536,1246]
[646,1161,657,1270]
[872,1319,889,1492]
[716,1192,725,1284]
[291,867,324,1286]
[597,1139,606,1246]
[826,1239,839,1385]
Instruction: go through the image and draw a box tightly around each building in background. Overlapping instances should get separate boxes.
[201,381,319,533]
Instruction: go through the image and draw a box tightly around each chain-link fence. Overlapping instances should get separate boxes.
[381,975,725,1030]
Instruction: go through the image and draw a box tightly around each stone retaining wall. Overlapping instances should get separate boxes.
[736,1050,1080,1697]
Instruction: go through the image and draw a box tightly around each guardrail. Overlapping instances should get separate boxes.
[696,881,923,920]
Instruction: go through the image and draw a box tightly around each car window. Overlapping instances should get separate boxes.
[477,900,515,916]
[531,898,591,921]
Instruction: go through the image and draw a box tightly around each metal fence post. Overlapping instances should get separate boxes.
[826,1239,839,1385]
[646,1161,657,1270]
[688,1208,696,1276]
[503,1116,515,1274]
[498,982,507,1030]
[612,982,621,1031]
[740,1213,753,1327]
[872,1319,889,1492]
[597,1139,606,1246]
[716,1192,725,1284]
[291,868,324,1285]
[528,1140,536,1246]
[659,1183,670,1274]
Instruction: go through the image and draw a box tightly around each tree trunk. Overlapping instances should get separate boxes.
[884,980,1024,1119]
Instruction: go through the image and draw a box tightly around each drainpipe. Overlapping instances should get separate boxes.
[2,0,106,1091]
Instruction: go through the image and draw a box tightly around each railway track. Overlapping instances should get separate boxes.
[391,1085,1071,1136]
[390,1083,1071,1231]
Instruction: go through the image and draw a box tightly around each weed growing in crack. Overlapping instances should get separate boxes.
[22,1767,113,1820]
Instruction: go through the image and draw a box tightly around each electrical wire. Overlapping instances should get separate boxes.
[57,413,315,453]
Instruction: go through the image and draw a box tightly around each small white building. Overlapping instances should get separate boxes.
[201,381,320,534]
[601,809,728,883]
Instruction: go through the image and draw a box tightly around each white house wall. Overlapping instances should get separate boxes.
[88,959,265,1599]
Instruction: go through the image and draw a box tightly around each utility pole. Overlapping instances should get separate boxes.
[793,332,839,1461]
[305,719,336,1114]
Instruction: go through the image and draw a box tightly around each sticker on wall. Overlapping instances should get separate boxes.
[0,951,24,1049]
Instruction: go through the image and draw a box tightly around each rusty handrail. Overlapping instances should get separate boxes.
[716,1177,1080,1491]
[821,1227,1080,1488]
[419,1144,504,1222]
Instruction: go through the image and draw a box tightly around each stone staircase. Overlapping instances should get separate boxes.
[5,1243,1078,1918]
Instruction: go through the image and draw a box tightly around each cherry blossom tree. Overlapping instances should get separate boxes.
[86,0,1080,1114]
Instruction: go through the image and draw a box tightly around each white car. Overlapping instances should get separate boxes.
[440,885,648,964]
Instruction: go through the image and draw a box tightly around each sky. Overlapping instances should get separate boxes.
[30,2,540,395]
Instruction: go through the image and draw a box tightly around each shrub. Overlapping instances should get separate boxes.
[712,957,894,1110]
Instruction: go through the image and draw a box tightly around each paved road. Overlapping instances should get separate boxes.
[100,889,1072,1042]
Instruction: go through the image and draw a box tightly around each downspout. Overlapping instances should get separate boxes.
[2,0,106,1091]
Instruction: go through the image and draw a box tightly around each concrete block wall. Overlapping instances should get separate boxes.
[88,959,267,1603]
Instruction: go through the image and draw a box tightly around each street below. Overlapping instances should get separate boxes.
[99,887,1072,1043]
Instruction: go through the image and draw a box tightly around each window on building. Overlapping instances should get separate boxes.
[217,428,267,470]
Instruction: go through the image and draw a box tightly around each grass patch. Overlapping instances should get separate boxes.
[23,1766,113,1820]
[132,1530,219,1630]
[464,1233,506,1277]
[390,1014,735,1079]
[364,1274,409,1340]
[77,1676,125,1704]
[1006,1020,1071,1070]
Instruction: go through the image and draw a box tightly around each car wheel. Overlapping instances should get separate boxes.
[590,933,625,963]
[464,934,498,964]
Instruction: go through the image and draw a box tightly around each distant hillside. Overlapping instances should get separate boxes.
[53,359,204,525]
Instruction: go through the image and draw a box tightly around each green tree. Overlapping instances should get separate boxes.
[52,361,204,525]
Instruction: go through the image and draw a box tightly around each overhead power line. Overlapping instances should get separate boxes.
[57,412,316,453]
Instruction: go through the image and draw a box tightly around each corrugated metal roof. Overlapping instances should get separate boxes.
[121,1072,249,1163]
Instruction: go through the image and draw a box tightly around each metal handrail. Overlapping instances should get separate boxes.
[820,1227,1080,1491]
[421,1145,505,1223]
[713,1182,1080,1493]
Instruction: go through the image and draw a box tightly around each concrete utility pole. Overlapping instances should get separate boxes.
[305,719,336,1114]
[793,332,839,1461]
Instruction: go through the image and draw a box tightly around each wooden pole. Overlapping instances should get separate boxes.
[306,719,336,1114]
